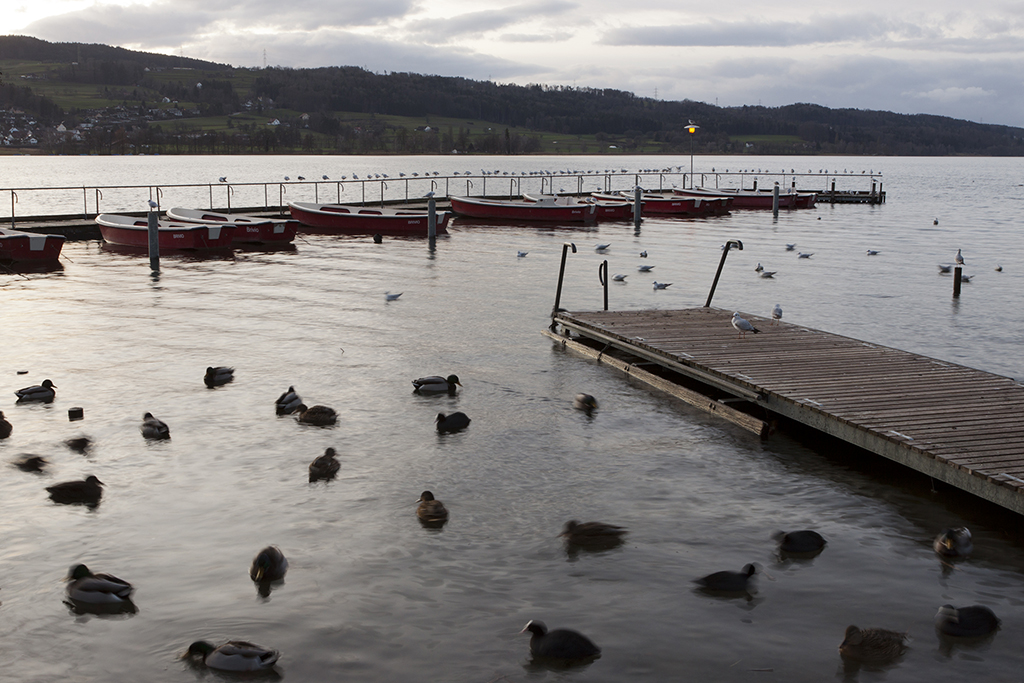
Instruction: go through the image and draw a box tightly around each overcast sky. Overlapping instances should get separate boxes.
[9,0,1024,128]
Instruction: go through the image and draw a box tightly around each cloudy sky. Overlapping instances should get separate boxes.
[9,0,1024,127]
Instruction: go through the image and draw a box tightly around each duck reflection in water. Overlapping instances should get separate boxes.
[560,520,626,560]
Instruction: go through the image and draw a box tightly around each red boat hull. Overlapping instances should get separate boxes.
[675,188,810,209]
[165,209,297,244]
[0,229,65,263]
[289,202,449,236]
[95,216,236,249]
[450,196,597,223]
[593,192,727,217]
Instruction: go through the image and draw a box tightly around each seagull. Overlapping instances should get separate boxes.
[595,244,610,253]
[755,263,764,272]
[760,270,777,278]
[322,175,329,180]
[731,312,760,338]
[385,291,403,301]
[284,176,290,181]
[960,274,973,283]
[933,218,939,225]
[640,250,648,258]
[955,249,965,266]
[771,303,783,324]
[147,199,157,209]
[938,264,953,273]
[785,243,796,251]
[218,176,227,183]
[612,274,627,281]
[297,176,305,181]
[866,249,880,256]
[517,251,528,257]
[638,265,655,272]
[996,265,1003,272]
[798,252,813,259]
[653,281,672,289]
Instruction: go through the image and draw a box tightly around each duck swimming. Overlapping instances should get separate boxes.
[15,379,56,403]
[774,530,827,555]
[0,410,11,439]
[46,475,103,507]
[934,604,1000,638]
[309,447,340,482]
[412,374,461,394]
[65,436,92,453]
[520,620,601,662]
[435,411,470,433]
[839,625,907,662]
[65,563,134,604]
[15,454,47,472]
[573,394,598,413]
[141,412,170,440]
[416,490,449,523]
[934,527,972,558]
[250,546,288,583]
[695,563,757,592]
[203,366,234,388]
[560,520,627,547]
[275,386,302,415]
[296,404,337,426]
[186,640,280,672]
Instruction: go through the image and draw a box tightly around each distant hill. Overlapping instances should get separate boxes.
[3,35,1023,156]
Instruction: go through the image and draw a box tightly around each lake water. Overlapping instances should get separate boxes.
[2,154,1023,682]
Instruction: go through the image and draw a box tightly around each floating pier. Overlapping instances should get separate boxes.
[547,307,1024,515]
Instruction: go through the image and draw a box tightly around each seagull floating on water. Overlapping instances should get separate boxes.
[595,244,610,253]
[731,312,760,338]
[653,281,671,289]
[640,250,648,258]
[385,291,403,301]
[938,264,953,273]
[612,273,627,281]
[755,263,764,272]
[866,249,880,256]
[517,251,528,257]
[638,265,655,272]
[798,252,813,259]
[785,243,796,251]
[760,270,777,278]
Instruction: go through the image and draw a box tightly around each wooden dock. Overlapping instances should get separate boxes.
[548,307,1024,515]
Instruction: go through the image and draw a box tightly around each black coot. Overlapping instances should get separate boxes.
[520,620,601,662]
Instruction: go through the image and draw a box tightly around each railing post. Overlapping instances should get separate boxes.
[772,183,780,218]
[633,186,642,230]
[550,242,577,329]
[599,260,609,311]
[705,240,743,307]
[147,207,160,272]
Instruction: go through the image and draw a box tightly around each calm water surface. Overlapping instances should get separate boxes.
[2,154,1024,682]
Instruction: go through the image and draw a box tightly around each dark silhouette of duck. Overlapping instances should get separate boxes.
[0,410,11,439]
[934,604,1000,638]
[417,491,449,523]
[412,374,461,394]
[573,393,598,414]
[186,640,280,672]
[141,412,170,440]
[275,386,302,415]
[695,563,757,592]
[560,520,627,547]
[250,545,288,583]
[65,563,134,605]
[309,447,340,482]
[204,366,234,388]
[934,527,972,558]
[15,454,47,472]
[774,530,827,555]
[839,625,908,662]
[65,436,92,453]
[520,620,601,663]
[296,404,337,426]
[15,379,56,403]
[435,411,470,433]
[46,475,103,507]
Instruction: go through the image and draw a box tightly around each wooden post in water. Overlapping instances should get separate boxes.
[830,180,836,204]
[772,183,780,218]
[550,242,577,328]
[147,208,160,272]
[599,260,609,311]
[953,266,962,297]
[633,186,642,230]
[427,195,437,249]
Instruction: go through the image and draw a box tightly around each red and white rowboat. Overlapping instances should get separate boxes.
[289,202,449,236]
[450,196,597,223]
[0,228,65,263]
[165,208,297,244]
[592,191,730,217]
[674,187,815,209]
[521,193,633,221]
[95,214,236,249]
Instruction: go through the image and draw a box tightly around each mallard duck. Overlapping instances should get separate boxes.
[65,436,92,453]
[0,410,11,439]
[309,447,340,482]
[839,625,908,662]
[520,620,601,662]
[275,386,302,415]
[204,366,234,388]
[695,563,757,592]
[15,454,47,472]
[934,527,972,558]
[296,404,337,426]
[435,411,470,433]
[934,604,1000,638]
[250,546,288,583]
[412,374,462,394]
[15,379,56,403]
[65,563,133,604]
[560,520,627,546]
[141,412,170,440]
[774,530,827,555]
[186,641,280,672]
[416,491,449,522]
[46,475,103,506]
[573,394,598,413]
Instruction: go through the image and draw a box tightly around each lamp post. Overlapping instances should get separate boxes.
[687,122,699,188]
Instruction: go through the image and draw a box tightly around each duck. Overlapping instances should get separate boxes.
[695,563,757,592]
[250,546,288,583]
[573,394,598,413]
[520,620,601,662]
[15,379,56,403]
[296,404,337,426]
[774,529,826,554]
[839,625,908,662]
[309,447,340,482]
[412,374,461,394]
[46,475,103,506]
[15,454,47,472]
[934,604,1000,638]
[0,410,11,439]
[417,490,449,522]
[275,386,302,415]
[141,412,170,440]
[65,563,134,604]
[560,520,627,547]
[186,640,280,672]
[65,436,92,453]
[435,411,470,433]
[934,527,972,558]
[203,366,234,387]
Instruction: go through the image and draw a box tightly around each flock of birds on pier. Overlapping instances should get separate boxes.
[3,358,1004,672]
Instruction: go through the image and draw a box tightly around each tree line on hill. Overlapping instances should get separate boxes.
[2,35,1022,156]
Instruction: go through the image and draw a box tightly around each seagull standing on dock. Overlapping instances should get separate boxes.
[772,304,783,325]
[955,249,965,266]
[731,312,760,339]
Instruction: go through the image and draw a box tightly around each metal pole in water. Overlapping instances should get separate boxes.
[147,207,160,272]
[633,186,642,230]
[705,240,742,307]
[427,195,437,246]
[550,242,577,329]
[599,260,608,311]
[772,183,780,218]
[953,266,962,297]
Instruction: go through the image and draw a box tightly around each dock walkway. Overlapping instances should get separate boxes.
[550,307,1024,514]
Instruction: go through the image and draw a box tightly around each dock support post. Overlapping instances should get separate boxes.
[705,239,742,307]
[599,260,609,311]
[772,183,780,218]
[953,266,962,297]
[830,180,836,204]
[147,209,160,272]
[633,186,642,230]
[550,242,577,329]
[427,196,437,249]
